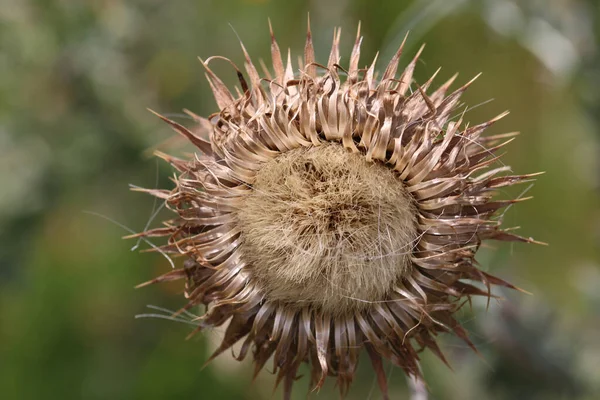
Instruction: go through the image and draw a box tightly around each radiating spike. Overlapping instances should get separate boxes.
[148,109,213,155]
[151,150,189,171]
[314,313,331,389]
[198,57,237,112]
[282,371,295,400]
[258,58,272,80]
[129,185,171,200]
[134,268,187,289]
[284,49,295,85]
[204,313,253,365]
[382,31,409,82]
[421,67,441,92]
[366,344,390,400]
[123,226,174,239]
[432,72,482,125]
[366,52,379,89]
[479,131,520,144]
[304,15,316,78]
[327,27,342,69]
[182,108,214,143]
[431,72,458,104]
[238,39,262,94]
[398,43,425,95]
[348,22,362,82]
[268,18,285,82]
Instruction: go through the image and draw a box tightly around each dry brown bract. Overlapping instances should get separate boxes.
[130,21,541,400]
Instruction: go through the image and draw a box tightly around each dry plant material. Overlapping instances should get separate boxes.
[129,21,541,399]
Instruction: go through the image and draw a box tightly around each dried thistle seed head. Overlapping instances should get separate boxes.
[131,21,541,400]
[238,143,417,313]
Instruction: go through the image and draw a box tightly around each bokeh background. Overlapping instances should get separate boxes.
[1,0,599,399]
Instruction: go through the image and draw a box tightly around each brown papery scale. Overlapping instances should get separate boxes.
[128,21,543,400]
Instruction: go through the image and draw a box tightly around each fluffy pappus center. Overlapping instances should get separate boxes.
[237,143,418,314]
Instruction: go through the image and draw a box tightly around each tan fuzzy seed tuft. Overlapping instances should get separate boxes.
[238,143,418,314]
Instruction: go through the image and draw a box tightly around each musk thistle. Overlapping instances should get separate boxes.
[130,21,540,399]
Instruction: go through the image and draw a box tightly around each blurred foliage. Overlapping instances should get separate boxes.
[1,0,599,399]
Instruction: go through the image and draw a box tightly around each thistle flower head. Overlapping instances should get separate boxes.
[132,21,540,399]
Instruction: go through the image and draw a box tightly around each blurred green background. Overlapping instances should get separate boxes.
[1,0,599,399]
